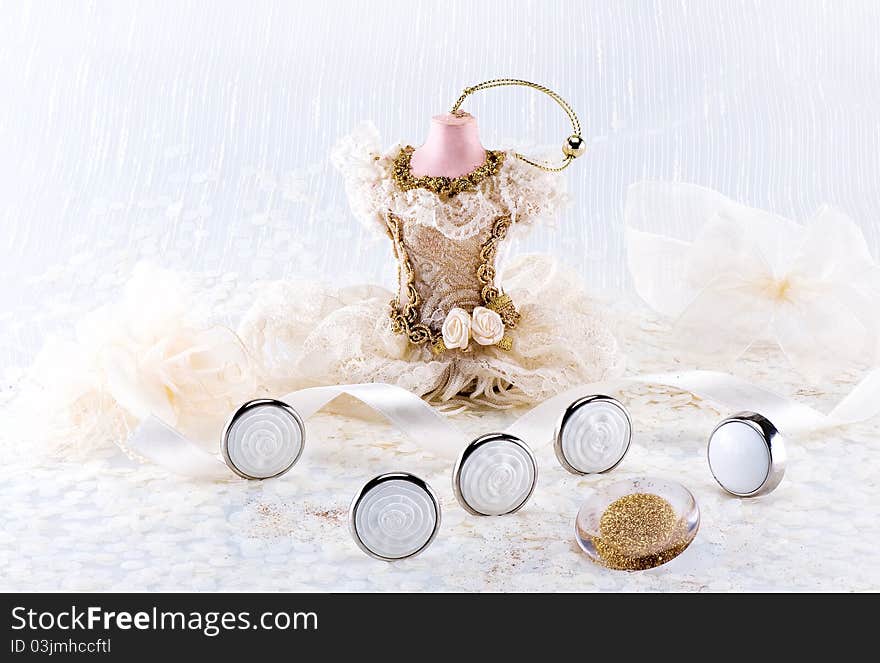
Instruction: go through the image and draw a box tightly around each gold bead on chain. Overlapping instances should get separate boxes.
[450,78,586,172]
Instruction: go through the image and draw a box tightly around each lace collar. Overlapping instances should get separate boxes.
[391,146,505,197]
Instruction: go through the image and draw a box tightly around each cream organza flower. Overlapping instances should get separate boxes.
[11,264,257,455]
[471,306,505,346]
[82,265,257,438]
[441,307,471,350]
[626,182,880,381]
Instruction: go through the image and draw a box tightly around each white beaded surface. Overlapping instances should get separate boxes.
[352,478,438,560]
[225,404,303,479]
[457,438,536,516]
[708,421,771,495]
[560,400,631,474]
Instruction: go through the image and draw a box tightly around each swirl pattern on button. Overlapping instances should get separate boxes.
[559,399,631,474]
[352,478,439,560]
[456,437,537,516]
[224,401,304,479]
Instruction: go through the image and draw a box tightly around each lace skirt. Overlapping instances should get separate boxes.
[240,254,624,408]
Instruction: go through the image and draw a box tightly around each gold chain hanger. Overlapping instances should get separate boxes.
[450,78,586,172]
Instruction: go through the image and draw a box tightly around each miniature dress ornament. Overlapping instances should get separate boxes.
[239,120,622,406]
[239,81,622,406]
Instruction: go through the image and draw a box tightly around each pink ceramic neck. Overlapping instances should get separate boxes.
[409,112,487,178]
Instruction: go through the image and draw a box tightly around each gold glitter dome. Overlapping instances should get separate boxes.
[575,477,700,571]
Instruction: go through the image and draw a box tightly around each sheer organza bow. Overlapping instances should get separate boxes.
[625,182,880,382]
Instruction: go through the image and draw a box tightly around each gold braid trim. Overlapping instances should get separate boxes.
[477,216,521,328]
[386,213,438,346]
[392,146,505,198]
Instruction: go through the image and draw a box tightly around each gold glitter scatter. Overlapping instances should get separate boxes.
[305,506,345,524]
[593,493,691,571]
[391,146,505,197]
[249,503,346,540]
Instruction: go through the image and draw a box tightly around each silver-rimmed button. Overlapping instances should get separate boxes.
[349,472,441,561]
[707,411,786,497]
[554,395,632,475]
[453,433,538,516]
[221,399,305,480]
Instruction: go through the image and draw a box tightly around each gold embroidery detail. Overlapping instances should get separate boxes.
[386,213,440,347]
[486,294,520,329]
[386,213,520,353]
[478,217,521,328]
[391,146,505,197]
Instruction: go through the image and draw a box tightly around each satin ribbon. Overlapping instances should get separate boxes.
[127,369,880,480]
[506,369,880,447]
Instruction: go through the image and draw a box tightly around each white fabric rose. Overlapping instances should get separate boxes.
[442,307,472,350]
[471,306,505,346]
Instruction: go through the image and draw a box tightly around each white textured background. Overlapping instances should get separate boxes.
[2,0,880,367]
[2,1,880,593]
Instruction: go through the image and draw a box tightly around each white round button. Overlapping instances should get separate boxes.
[349,473,440,561]
[222,400,305,480]
[453,433,537,516]
[708,413,785,497]
[555,395,632,474]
